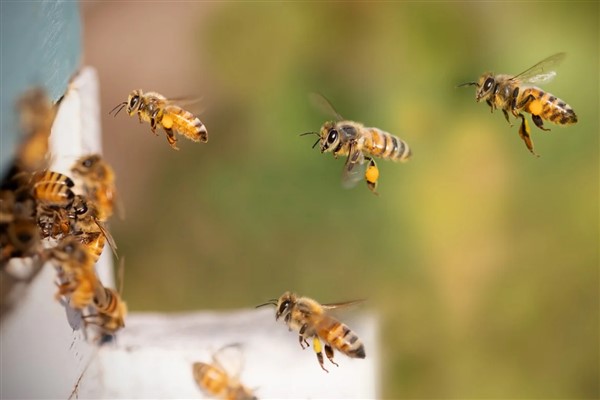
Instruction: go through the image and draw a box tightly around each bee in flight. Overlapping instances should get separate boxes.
[459,53,578,156]
[110,89,208,150]
[192,344,257,400]
[301,93,411,195]
[257,291,366,372]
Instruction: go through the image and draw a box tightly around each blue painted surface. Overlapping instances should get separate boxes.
[0,1,81,176]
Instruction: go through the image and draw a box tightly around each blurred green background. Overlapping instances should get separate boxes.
[83,2,598,398]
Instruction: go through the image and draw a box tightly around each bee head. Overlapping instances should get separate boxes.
[126,89,143,115]
[319,121,341,154]
[274,291,296,321]
[475,73,495,102]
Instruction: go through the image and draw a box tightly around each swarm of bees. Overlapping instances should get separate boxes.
[302,93,412,195]
[5,50,581,398]
[459,53,578,156]
[1,88,125,338]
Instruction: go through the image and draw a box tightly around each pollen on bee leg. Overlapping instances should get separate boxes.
[365,165,379,183]
[528,99,543,116]
[161,114,173,129]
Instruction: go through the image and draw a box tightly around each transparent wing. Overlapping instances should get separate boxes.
[511,52,566,84]
[213,343,245,380]
[164,96,203,107]
[341,145,366,189]
[321,299,366,311]
[309,92,344,121]
[95,218,118,259]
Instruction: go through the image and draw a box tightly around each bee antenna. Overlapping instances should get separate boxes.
[108,102,127,116]
[255,299,277,308]
[299,131,319,137]
[456,82,478,88]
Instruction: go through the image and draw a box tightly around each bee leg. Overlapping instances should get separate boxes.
[364,157,379,196]
[313,337,329,373]
[298,335,309,349]
[324,344,339,367]
[486,99,494,113]
[517,113,539,157]
[531,114,551,132]
[164,128,180,151]
[149,118,159,136]
[299,324,310,349]
[502,109,513,127]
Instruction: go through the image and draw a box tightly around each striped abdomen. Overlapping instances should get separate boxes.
[193,363,229,397]
[521,87,577,125]
[32,171,74,206]
[363,128,411,162]
[94,286,119,315]
[162,106,208,143]
[76,231,105,262]
[316,316,366,359]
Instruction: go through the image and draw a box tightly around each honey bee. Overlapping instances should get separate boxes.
[86,257,127,336]
[67,195,118,262]
[70,154,119,220]
[46,237,100,310]
[110,89,208,150]
[192,344,257,400]
[0,218,41,265]
[257,291,366,372]
[32,171,75,208]
[459,53,578,156]
[15,88,55,173]
[302,93,411,194]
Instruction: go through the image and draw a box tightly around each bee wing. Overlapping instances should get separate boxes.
[511,52,566,84]
[164,96,203,108]
[341,145,366,189]
[212,343,245,380]
[94,218,118,259]
[321,299,366,311]
[309,92,344,121]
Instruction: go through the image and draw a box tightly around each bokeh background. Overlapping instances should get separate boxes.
[82,2,598,398]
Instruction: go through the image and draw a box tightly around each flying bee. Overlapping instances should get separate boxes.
[459,53,578,156]
[110,89,208,150]
[67,195,118,262]
[46,237,100,310]
[192,344,257,400]
[70,154,119,220]
[302,93,411,195]
[257,291,366,373]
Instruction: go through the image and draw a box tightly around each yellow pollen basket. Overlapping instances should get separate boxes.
[528,99,543,116]
[161,114,174,129]
[313,337,323,353]
[365,164,379,183]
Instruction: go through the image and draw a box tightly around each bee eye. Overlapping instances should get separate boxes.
[130,95,139,108]
[327,129,338,144]
[279,300,290,314]
[483,78,494,91]
[76,203,88,215]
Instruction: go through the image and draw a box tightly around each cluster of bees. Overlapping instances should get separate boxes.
[0,89,126,338]
[1,52,579,399]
